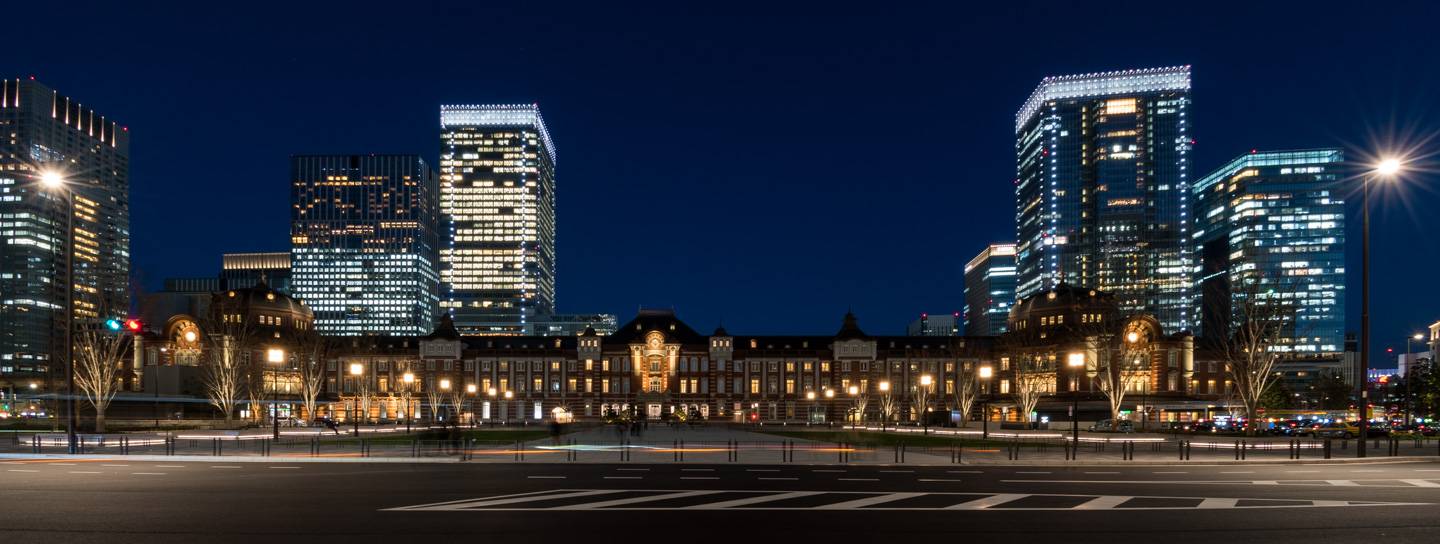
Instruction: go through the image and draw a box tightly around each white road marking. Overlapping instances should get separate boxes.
[758,477,798,481]
[603,476,642,480]
[683,491,822,509]
[1074,495,1133,510]
[1285,470,1320,473]
[68,471,101,474]
[816,492,925,509]
[1326,480,1360,486]
[838,478,879,481]
[1220,471,1255,474]
[918,478,964,482]
[1414,469,1440,472]
[1153,471,1188,474]
[7,469,38,473]
[388,489,1432,512]
[945,493,1029,509]
[812,469,845,473]
[557,490,720,510]
[210,466,242,469]
[131,472,166,475]
[680,468,714,472]
[1400,479,1440,488]
[156,465,186,468]
[1085,471,1120,474]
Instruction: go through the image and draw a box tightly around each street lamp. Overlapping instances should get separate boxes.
[918,374,934,435]
[466,383,477,427]
[267,347,285,440]
[349,362,363,436]
[847,385,860,430]
[878,380,891,432]
[439,379,453,427]
[1067,352,1086,459]
[1359,157,1405,457]
[38,169,77,453]
[402,372,415,433]
[978,365,994,440]
[1406,333,1425,427]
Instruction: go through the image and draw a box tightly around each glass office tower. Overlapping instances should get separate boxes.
[438,104,556,335]
[1014,66,1193,333]
[291,155,440,335]
[1193,149,1346,353]
[963,243,1017,336]
[0,78,130,390]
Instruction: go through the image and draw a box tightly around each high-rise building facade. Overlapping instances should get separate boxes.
[1014,66,1193,332]
[290,154,440,335]
[907,313,960,337]
[439,104,556,335]
[1193,149,1346,353]
[0,78,130,387]
[220,252,291,292]
[964,243,1017,336]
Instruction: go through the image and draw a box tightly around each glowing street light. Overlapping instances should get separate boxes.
[266,347,286,439]
[1066,352,1086,457]
[40,170,64,189]
[978,365,994,439]
[1358,155,1408,457]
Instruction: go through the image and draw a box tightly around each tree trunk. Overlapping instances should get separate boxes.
[94,411,106,434]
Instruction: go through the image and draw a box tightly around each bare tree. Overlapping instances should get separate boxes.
[425,378,445,425]
[1084,324,1153,430]
[448,386,467,425]
[200,313,254,426]
[1218,278,1295,435]
[878,389,898,425]
[1010,355,1051,427]
[851,392,870,425]
[72,320,130,433]
[952,361,979,427]
[293,330,329,424]
[912,379,933,423]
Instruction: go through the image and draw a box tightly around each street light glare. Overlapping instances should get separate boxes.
[1376,157,1403,176]
[1413,333,1425,341]
[40,170,64,188]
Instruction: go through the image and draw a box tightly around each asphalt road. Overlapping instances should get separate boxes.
[4,458,1440,543]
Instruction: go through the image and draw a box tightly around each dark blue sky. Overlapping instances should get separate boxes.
[8,2,1440,354]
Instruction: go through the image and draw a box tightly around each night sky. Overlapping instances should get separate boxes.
[7,2,1440,356]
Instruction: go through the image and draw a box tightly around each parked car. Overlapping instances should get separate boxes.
[1088,419,1134,433]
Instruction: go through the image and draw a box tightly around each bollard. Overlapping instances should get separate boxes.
[1234,440,1240,461]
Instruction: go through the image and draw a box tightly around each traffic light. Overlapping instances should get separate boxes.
[104,318,123,331]
[125,318,142,332]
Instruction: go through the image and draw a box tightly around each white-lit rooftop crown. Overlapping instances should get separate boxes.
[1015,66,1191,133]
[440,103,556,163]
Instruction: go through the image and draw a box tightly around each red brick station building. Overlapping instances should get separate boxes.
[132,282,1232,427]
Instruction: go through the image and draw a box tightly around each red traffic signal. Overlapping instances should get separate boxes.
[124,318,142,332]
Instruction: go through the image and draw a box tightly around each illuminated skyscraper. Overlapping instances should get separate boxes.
[964,243,1017,336]
[220,252,291,292]
[1193,149,1346,353]
[290,154,440,335]
[1014,66,1193,332]
[0,78,130,389]
[438,104,556,335]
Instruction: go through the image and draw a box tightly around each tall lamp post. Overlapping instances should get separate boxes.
[38,170,77,453]
[1406,333,1424,427]
[1359,157,1403,458]
[805,390,816,424]
[847,385,860,431]
[823,387,835,426]
[1066,352,1086,459]
[349,363,363,436]
[919,374,934,435]
[487,387,497,426]
[267,348,286,440]
[466,383,477,427]
[504,390,514,424]
[401,372,415,433]
[978,365,994,440]
[878,381,891,432]
[439,378,452,427]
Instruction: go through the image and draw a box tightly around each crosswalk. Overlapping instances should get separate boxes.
[1005,478,1440,489]
[384,489,1424,512]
